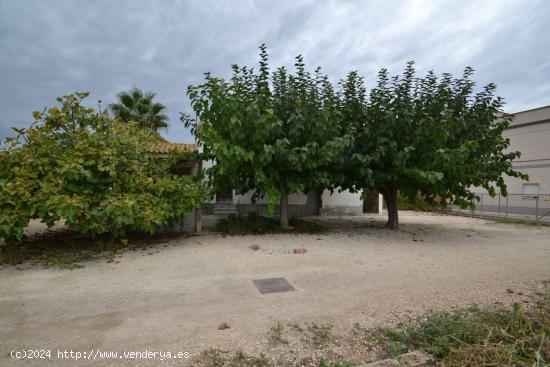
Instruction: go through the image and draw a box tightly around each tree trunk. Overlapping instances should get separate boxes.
[306,189,322,216]
[279,191,290,229]
[382,187,399,230]
[316,189,323,216]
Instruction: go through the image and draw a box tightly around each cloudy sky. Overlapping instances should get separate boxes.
[1,0,549,143]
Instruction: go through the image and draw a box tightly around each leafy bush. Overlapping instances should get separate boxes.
[385,292,550,366]
[215,213,279,234]
[396,193,447,212]
[0,93,207,243]
[215,213,326,234]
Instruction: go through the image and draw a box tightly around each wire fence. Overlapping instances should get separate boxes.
[450,193,550,222]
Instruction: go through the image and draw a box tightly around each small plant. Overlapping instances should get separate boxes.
[216,213,279,234]
[387,339,408,357]
[249,244,261,251]
[383,289,550,365]
[223,351,271,367]
[258,353,269,367]
[269,321,288,344]
[319,357,357,367]
[206,347,221,365]
[311,324,332,348]
[42,251,94,269]
[491,217,550,227]
[362,329,387,345]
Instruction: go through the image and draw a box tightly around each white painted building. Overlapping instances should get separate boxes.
[199,156,382,218]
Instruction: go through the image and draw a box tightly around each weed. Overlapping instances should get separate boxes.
[490,217,550,227]
[362,329,387,345]
[206,347,221,365]
[388,339,408,357]
[193,289,549,366]
[249,244,261,251]
[319,357,357,367]
[198,349,280,367]
[269,321,288,344]
[258,353,269,367]
[311,324,332,348]
[384,288,550,366]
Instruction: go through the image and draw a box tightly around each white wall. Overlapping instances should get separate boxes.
[231,187,365,214]
[234,190,269,204]
[322,189,362,207]
[320,189,364,215]
[236,188,364,208]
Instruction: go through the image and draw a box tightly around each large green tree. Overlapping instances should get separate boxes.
[183,45,350,228]
[340,62,526,229]
[0,93,206,243]
[110,87,169,131]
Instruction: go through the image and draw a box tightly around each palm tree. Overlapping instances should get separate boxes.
[109,88,169,131]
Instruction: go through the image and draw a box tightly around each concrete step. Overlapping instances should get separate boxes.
[214,210,238,215]
[213,203,238,216]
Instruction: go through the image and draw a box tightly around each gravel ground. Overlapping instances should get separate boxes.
[1,212,549,366]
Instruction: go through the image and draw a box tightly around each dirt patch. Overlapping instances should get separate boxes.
[192,321,387,366]
[1,212,549,366]
[0,220,187,269]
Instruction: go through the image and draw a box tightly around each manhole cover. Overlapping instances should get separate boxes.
[253,277,295,294]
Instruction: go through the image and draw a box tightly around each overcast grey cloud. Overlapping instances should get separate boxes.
[1,0,549,143]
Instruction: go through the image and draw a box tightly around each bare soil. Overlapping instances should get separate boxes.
[1,212,549,366]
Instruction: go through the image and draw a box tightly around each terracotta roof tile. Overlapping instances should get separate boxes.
[149,142,197,154]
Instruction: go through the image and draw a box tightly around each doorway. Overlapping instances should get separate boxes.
[216,187,233,202]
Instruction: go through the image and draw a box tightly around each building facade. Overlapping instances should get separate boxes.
[154,145,379,232]
[461,105,550,220]
[501,105,550,195]
[204,185,371,218]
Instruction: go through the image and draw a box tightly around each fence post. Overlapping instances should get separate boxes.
[536,196,539,221]
[498,193,501,217]
[480,193,484,218]
[506,195,509,217]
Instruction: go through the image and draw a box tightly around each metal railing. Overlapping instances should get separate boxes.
[450,193,550,222]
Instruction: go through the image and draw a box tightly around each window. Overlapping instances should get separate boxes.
[522,183,539,199]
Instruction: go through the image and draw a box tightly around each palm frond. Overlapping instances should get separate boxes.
[110,88,170,131]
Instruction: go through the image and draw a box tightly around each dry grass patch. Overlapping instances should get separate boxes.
[384,286,550,366]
